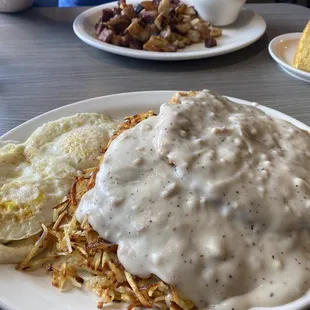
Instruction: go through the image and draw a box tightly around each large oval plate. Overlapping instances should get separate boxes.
[73,1,266,61]
[0,91,310,310]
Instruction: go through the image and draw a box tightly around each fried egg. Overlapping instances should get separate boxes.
[25,113,115,178]
[0,113,116,243]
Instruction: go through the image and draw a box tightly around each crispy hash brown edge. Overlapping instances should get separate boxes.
[16,107,196,310]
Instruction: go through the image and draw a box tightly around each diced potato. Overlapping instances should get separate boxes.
[107,15,131,34]
[111,34,122,46]
[141,1,157,11]
[172,39,187,48]
[154,13,168,31]
[210,27,222,38]
[140,9,158,23]
[145,23,160,36]
[187,29,200,43]
[111,34,129,46]
[143,35,177,52]
[175,22,192,34]
[118,0,126,9]
[121,4,137,19]
[180,14,192,23]
[158,0,170,16]
[121,35,130,46]
[190,18,200,26]
[169,32,183,42]
[126,21,150,42]
[185,6,197,16]
[170,32,190,47]
[175,3,187,15]
[194,21,210,39]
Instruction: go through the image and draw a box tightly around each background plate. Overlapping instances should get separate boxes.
[73,1,266,61]
[268,33,310,83]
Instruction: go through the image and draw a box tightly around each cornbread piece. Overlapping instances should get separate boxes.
[294,21,310,72]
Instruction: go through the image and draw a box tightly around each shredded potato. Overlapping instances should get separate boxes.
[16,111,195,310]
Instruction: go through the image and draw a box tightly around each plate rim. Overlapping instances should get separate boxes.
[268,32,310,82]
[280,64,310,83]
[1,90,309,141]
[72,1,267,61]
[1,90,310,310]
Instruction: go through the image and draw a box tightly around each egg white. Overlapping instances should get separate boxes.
[0,113,116,244]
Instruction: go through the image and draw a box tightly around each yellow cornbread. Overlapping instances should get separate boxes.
[294,21,310,72]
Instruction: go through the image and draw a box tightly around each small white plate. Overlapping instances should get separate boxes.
[268,33,310,83]
[73,0,266,61]
[1,91,310,310]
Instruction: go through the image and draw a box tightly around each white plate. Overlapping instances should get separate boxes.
[268,33,310,83]
[1,91,310,310]
[73,1,266,61]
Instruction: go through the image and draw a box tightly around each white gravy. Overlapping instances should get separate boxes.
[76,90,310,309]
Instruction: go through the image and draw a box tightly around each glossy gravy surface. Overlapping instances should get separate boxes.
[76,91,310,309]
